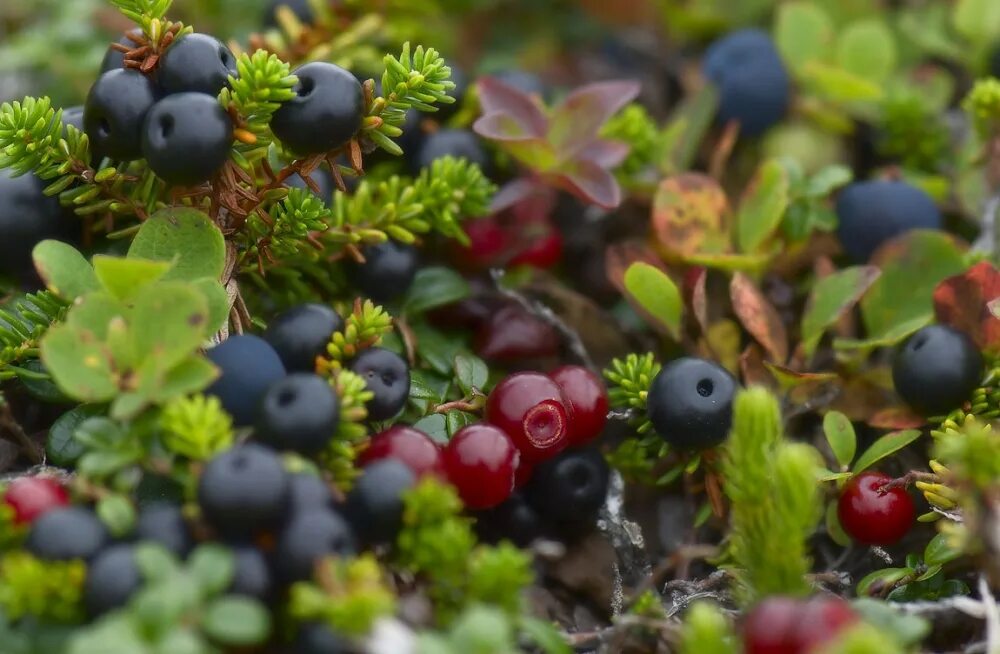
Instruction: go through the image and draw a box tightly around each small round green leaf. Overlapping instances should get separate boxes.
[623,262,682,338]
[129,208,226,282]
[200,596,271,646]
[822,411,857,469]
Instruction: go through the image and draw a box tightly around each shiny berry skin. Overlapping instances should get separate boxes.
[359,425,445,479]
[293,623,352,654]
[892,324,984,416]
[26,507,109,561]
[158,33,237,96]
[743,596,857,654]
[794,597,859,653]
[134,502,192,556]
[647,357,737,449]
[142,93,233,186]
[411,128,489,173]
[197,444,290,538]
[84,544,141,617]
[287,472,334,514]
[349,347,411,421]
[229,544,273,601]
[453,216,510,271]
[838,471,915,546]
[270,62,363,155]
[486,372,571,463]
[475,304,561,363]
[526,448,609,528]
[0,170,70,276]
[549,366,608,446]
[205,334,286,426]
[264,303,344,373]
[255,373,340,455]
[3,476,69,526]
[100,29,143,73]
[345,459,415,546]
[509,229,563,269]
[275,508,356,582]
[347,240,420,303]
[444,424,520,510]
[84,68,158,161]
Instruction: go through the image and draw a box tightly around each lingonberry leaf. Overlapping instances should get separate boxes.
[800,265,881,359]
[736,159,790,254]
[730,273,788,363]
[554,157,622,209]
[622,262,682,338]
[852,429,921,474]
[932,261,1000,353]
[822,411,856,470]
[651,173,731,260]
[546,80,640,158]
[474,77,547,141]
[575,138,631,168]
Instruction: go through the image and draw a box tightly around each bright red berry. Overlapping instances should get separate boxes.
[453,216,510,271]
[837,471,915,546]
[359,425,445,479]
[743,596,857,654]
[443,424,519,509]
[3,477,70,526]
[509,229,563,269]
[486,372,571,463]
[794,596,858,652]
[549,365,608,446]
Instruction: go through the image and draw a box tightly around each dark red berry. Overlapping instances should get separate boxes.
[892,324,983,416]
[837,471,915,546]
[549,365,608,446]
[486,372,571,463]
[3,477,69,526]
[743,596,857,654]
[359,425,445,479]
[84,68,158,161]
[141,92,233,186]
[158,33,238,96]
[270,62,363,155]
[443,424,519,509]
[794,597,858,652]
[475,304,560,363]
[453,216,510,271]
[509,227,563,269]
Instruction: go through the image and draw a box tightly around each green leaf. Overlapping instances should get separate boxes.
[402,267,470,315]
[96,494,135,537]
[445,409,475,435]
[32,240,99,300]
[851,598,931,646]
[924,533,963,567]
[47,404,103,466]
[187,544,235,597]
[804,165,853,197]
[130,284,210,371]
[454,354,488,394]
[800,265,881,358]
[134,543,181,582]
[853,429,922,474]
[200,596,271,646]
[519,617,572,654]
[156,356,218,401]
[953,0,1000,44]
[623,262,682,338]
[825,499,850,546]
[856,568,912,596]
[92,256,172,300]
[800,61,884,103]
[41,324,118,402]
[737,159,789,253]
[129,208,226,282]
[822,411,856,469]
[836,20,897,83]
[774,2,835,72]
[191,278,230,334]
[413,413,449,443]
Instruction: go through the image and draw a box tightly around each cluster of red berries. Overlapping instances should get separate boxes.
[743,595,857,654]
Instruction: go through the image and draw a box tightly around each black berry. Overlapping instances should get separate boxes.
[270,62,363,155]
[142,93,233,186]
[158,33,237,96]
[229,543,274,601]
[84,544,141,617]
[835,180,942,262]
[344,459,415,546]
[526,448,609,528]
[476,492,544,547]
[410,128,489,173]
[25,507,109,561]
[349,347,410,421]
[134,502,192,556]
[255,373,340,455]
[84,68,158,161]
[287,472,334,514]
[293,623,353,654]
[275,508,356,582]
[205,335,286,426]
[197,444,290,538]
[892,324,984,416]
[264,303,344,372]
[100,29,143,73]
[347,240,419,303]
[0,169,68,276]
[647,357,737,449]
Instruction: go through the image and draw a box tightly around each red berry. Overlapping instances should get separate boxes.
[359,426,445,479]
[743,596,857,654]
[474,305,560,363]
[443,424,519,509]
[4,477,69,526]
[549,365,608,446]
[837,471,915,546]
[486,372,571,463]
[509,229,563,269]
[454,216,509,271]
[514,459,535,489]
[794,596,857,653]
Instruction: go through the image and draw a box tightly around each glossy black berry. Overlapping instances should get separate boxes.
[255,373,340,455]
[835,180,942,263]
[349,347,410,421]
[410,128,489,174]
[142,93,233,186]
[476,492,544,547]
[347,240,419,303]
[892,325,984,416]
[100,29,143,73]
[275,508,356,582]
[158,33,237,96]
[264,303,344,372]
[25,507,109,561]
[344,459,415,546]
[205,335,286,426]
[293,623,353,654]
[0,169,67,276]
[134,502,192,556]
[287,472,334,514]
[84,68,158,161]
[229,544,273,601]
[197,444,290,538]
[84,544,141,616]
[270,62,363,155]
[647,357,737,449]
[526,448,609,527]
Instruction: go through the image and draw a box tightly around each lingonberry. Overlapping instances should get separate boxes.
[83,544,141,617]
[229,543,274,601]
[358,425,445,479]
[794,597,859,652]
[410,128,489,174]
[197,444,290,538]
[344,459,416,546]
[142,92,233,186]
[349,347,411,421]
[264,303,344,373]
[486,372,570,463]
[134,502,192,556]
[647,357,737,449]
[452,215,511,271]
[476,491,544,547]
[509,228,563,269]
[293,623,353,654]
[270,62,363,155]
[892,324,983,416]
[3,476,69,525]
[837,471,915,546]
[157,33,238,96]
[474,304,561,363]
[0,169,71,276]
[275,508,356,582]
[346,240,420,303]
[205,334,287,426]
[287,472,334,514]
[443,424,519,510]
[84,68,158,161]
[25,507,109,561]
[549,366,608,446]
[255,373,340,455]
[743,595,857,654]
[526,448,610,528]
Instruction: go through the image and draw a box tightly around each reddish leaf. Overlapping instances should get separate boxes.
[867,406,927,430]
[685,266,710,336]
[489,178,545,213]
[576,138,631,168]
[730,273,788,363]
[651,173,731,260]
[475,77,548,141]
[554,158,623,209]
[547,80,641,157]
[605,241,665,295]
[473,112,544,142]
[933,261,1000,353]
[740,344,775,388]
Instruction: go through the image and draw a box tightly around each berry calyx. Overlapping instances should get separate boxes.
[358,425,445,479]
[837,471,915,546]
[892,324,984,416]
[486,372,571,463]
[3,476,69,525]
[549,365,608,446]
[443,424,519,509]
[521,399,569,457]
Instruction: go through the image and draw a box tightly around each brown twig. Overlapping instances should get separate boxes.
[0,403,42,465]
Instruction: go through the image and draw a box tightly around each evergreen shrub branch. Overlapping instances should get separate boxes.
[218,50,298,161]
[159,394,235,461]
[0,291,68,377]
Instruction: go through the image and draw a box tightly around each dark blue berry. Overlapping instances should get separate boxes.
[100,29,143,73]
[476,492,544,547]
[835,180,942,262]
[135,502,192,556]
[264,303,344,373]
[347,240,419,303]
[84,68,158,161]
[293,623,353,654]
[229,544,273,601]
[892,324,983,416]
[526,448,609,528]
[205,335,286,426]
[197,444,290,538]
[158,33,237,96]
[255,373,340,455]
[275,508,356,582]
[287,472,334,514]
[84,544,141,617]
[349,347,410,421]
[647,357,737,449]
[344,459,415,546]
[0,169,68,276]
[26,507,109,561]
[142,93,233,186]
[410,128,489,174]
[270,62,363,155]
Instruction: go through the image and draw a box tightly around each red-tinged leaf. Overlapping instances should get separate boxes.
[740,344,775,388]
[490,177,546,213]
[553,158,623,209]
[867,406,927,430]
[651,173,731,260]
[933,261,1000,353]
[763,361,839,388]
[685,266,710,335]
[576,138,630,168]
[473,112,544,142]
[730,272,789,363]
[764,361,841,412]
[605,241,665,295]
[800,265,881,359]
[547,80,641,157]
[476,77,548,138]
